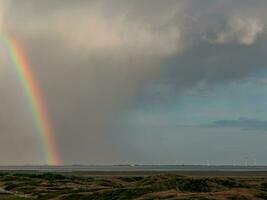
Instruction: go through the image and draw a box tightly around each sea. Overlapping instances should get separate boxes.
[0,165,266,172]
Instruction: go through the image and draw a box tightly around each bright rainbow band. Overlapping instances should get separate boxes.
[1,32,61,165]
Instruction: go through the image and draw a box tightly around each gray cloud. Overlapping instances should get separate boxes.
[203,118,267,131]
[208,17,264,45]
[0,0,267,164]
[161,0,267,92]
[0,0,183,164]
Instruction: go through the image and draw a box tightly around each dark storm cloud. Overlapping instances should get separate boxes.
[161,0,267,91]
[0,0,267,164]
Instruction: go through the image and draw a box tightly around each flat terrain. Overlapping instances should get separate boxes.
[1,172,267,199]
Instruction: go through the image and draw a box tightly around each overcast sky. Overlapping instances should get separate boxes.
[1,0,267,165]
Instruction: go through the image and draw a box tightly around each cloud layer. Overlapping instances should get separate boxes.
[0,0,267,164]
[202,118,267,131]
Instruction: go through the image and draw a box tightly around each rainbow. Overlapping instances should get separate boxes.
[0,32,61,165]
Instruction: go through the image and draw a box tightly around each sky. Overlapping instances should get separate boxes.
[0,0,267,165]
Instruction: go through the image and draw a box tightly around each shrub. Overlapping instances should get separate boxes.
[177,179,211,192]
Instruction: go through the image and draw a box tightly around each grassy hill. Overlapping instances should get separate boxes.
[0,172,266,199]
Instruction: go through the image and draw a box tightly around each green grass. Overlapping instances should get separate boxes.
[0,194,32,200]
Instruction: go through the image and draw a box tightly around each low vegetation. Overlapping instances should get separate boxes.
[0,172,265,199]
